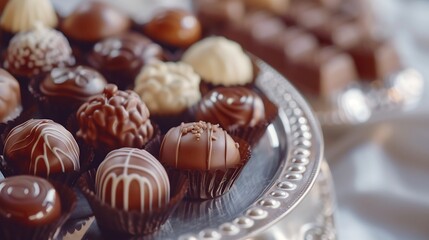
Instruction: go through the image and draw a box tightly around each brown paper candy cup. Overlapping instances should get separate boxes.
[0,180,77,240]
[78,170,188,237]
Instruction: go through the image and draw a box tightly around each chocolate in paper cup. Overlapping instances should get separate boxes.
[0,180,77,240]
[227,92,278,147]
[78,170,188,236]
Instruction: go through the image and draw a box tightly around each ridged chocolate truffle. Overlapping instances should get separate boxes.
[3,119,80,177]
[0,0,58,33]
[61,1,131,43]
[134,61,201,115]
[88,33,163,88]
[3,25,74,78]
[96,148,170,212]
[76,84,154,152]
[0,175,61,226]
[160,121,241,170]
[196,87,265,128]
[0,68,21,123]
[40,66,107,105]
[144,9,202,48]
[182,37,253,86]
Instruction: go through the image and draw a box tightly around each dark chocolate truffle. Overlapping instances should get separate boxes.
[196,87,265,128]
[87,33,163,88]
[0,68,21,123]
[144,9,202,48]
[39,66,107,106]
[0,175,61,226]
[3,119,80,177]
[76,84,154,152]
[159,121,241,170]
[96,148,170,213]
[3,25,74,78]
[61,1,131,43]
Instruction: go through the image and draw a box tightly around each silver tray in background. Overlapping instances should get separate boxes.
[62,59,325,240]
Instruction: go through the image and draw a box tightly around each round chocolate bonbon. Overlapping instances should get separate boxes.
[0,68,21,123]
[3,119,80,177]
[144,9,202,48]
[159,121,241,170]
[96,148,170,212]
[0,175,61,226]
[196,87,265,128]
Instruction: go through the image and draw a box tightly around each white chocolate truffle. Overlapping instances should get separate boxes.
[182,37,253,86]
[0,0,58,33]
[134,61,201,115]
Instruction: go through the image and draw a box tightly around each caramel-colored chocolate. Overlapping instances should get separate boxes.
[144,9,202,48]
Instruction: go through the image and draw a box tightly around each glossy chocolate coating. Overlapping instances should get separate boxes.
[96,148,170,213]
[0,175,61,226]
[3,119,80,177]
[3,25,74,78]
[144,9,201,48]
[196,87,265,128]
[40,66,107,104]
[61,1,131,43]
[88,33,162,88]
[160,121,241,170]
[0,68,21,123]
[76,84,154,152]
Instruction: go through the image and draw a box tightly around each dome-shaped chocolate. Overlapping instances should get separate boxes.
[76,84,154,152]
[3,119,80,177]
[144,9,202,48]
[96,148,170,212]
[196,87,265,128]
[159,121,241,170]
[0,175,61,226]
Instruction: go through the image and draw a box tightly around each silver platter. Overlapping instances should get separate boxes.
[62,59,325,239]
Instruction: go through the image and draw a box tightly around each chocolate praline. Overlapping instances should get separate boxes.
[196,87,265,128]
[159,121,241,170]
[0,175,61,226]
[96,148,170,212]
[0,68,21,123]
[87,33,163,89]
[39,66,107,107]
[61,1,131,43]
[144,9,202,48]
[76,84,154,153]
[3,119,80,177]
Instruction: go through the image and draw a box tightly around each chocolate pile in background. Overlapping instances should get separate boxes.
[194,0,402,97]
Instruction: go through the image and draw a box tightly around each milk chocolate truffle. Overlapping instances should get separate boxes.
[76,84,154,152]
[88,33,163,88]
[0,175,61,226]
[96,148,170,213]
[134,61,201,115]
[3,119,80,177]
[0,0,58,33]
[144,9,202,48]
[0,68,21,123]
[196,87,265,128]
[160,121,241,170]
[182,37,253,86]
[3,25,74,78]
[61,1,131,43]
[39,66,107,106]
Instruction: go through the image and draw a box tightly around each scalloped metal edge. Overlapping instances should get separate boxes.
[178,60,325,240]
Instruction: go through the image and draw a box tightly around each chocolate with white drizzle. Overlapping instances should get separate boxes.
[0,68,21,123]
[95,148,170,213]
[0,175,61,226]
[159,121,241,170]
[3,119,80,177]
